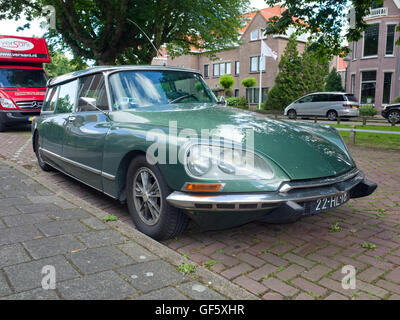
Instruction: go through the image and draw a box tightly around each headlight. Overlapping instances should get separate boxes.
[0,98,17,109]
[185,144,274,180]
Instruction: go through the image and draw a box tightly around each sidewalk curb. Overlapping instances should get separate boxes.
[2,159,259,300]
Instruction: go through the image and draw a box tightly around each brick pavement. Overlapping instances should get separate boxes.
[1,127,399,300]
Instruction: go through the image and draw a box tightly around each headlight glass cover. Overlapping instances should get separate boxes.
[0,98,17,109]
[185,144,274,180]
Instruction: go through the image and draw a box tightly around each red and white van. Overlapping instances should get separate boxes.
[0,35,50,131]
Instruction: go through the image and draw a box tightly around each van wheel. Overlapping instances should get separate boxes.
[327,110,338,121]
[34,132,53,172]
[126,155,189,240]
[287,109,297,119]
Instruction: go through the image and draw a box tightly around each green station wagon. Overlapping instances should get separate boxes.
[32,66,377,240]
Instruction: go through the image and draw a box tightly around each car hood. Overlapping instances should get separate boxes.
[112,104,355,180]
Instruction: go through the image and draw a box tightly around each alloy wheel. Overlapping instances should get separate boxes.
[327,111,337,121]
[388,110,400,124]
[133,167,162,226]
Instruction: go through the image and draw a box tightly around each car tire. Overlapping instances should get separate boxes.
[126,155,189,240]
[34,132,53,172]
[327,110,338,121]
[287,109,297,119]
[387,110,400,124]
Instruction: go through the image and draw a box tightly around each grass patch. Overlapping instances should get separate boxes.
[361,243,377,250]
[326,124,400,150]
[177,263,197,275]
[103,214,118,222]
[329,222,342,233]
[203,260,217,269]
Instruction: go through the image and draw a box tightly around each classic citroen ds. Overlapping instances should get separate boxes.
[32,66,377,240]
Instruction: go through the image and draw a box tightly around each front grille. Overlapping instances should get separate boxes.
[16,101,43,109]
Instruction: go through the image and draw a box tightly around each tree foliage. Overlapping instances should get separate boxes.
[0,0,250,65]
[44,46,88,78]
[264,35,329,111]
[241,77,257,108]
[325,68,344,92]
[264,0,385,57]
[219,74,235,95]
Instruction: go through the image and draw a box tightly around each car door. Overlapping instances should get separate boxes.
[62,73,111,191]
[39,83,76,168]
[308,94,329,116]
[295,95,314,115]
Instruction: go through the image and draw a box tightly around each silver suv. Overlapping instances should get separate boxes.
[284,92,360,120]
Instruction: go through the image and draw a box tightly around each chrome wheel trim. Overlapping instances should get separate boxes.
[327,111,337,121]
[133,167,162,226]
[388,111,400,123]
[288,110,296,119]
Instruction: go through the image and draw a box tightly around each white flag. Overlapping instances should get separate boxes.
[261,40,278,60]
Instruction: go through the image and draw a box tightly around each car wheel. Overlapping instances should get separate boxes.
[34,132,53,172]
[287,109,297,119]
[388,110,400,124]
[327,110,338,121]
[126,155,189,240]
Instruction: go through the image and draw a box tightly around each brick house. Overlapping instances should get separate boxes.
[152,5,308,109]
[346,0,400,109]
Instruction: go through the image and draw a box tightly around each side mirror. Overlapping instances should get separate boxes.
[79,97,97,110]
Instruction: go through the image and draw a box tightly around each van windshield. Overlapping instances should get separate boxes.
[0,68,47,88]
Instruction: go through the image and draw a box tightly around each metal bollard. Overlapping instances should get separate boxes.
[362,116,367,126]
[350,125,356,145]
[337,116,341,125]
[392,117,396,127]
[314,116,317,123]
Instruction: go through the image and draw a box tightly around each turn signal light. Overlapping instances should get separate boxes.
[184,183,222,192]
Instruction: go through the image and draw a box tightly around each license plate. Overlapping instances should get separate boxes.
[310,192,349,214]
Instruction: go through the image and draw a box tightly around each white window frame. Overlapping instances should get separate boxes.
[204,64,209,78]
[360,70,377,104]
[385,23,396,57]
[250,29,259,41]
[353,41,358,60]
[362,23,380,58]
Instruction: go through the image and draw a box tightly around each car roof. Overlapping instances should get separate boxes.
[305,92,351,95]
[47,65,202,87]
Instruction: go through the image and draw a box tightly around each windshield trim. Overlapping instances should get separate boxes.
[0,68,48,89]
[106,69,218,110]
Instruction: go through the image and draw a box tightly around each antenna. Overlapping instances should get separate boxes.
[127,18,165,66]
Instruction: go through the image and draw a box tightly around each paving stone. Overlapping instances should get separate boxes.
[117,260,186,293]
[4,255,80,292]
[291,277,327,298]
[176,281,225,300]
[47,209,91,221]
[221,263,253,280]
[67,246,134,275]
[247,263,277,281]
[0,225,42,246]
[385,267,400,284]
[36,220,89,236]
[0,219,5,228]
[302,264,331,282]
[0,243,31,268]
[134,287,188,300]
[3,212,52,227]
[76,229,127,248]
[262,292,283,300]
[27,195,77,209]
[324,292,349,300]
[16,203,59,214]
[81,217,109,230]
[0,197,31,208]
[23,235,86,259]
[262,277,299,297]
[276,264,305,281]
[0,206,21,217]
[1,288,60,300]
[0,273,12,297]
[58,270,137,300]
[118,242,158,263]
[295,292,315,300]
[233,275,267,295]
[357,267,385,282]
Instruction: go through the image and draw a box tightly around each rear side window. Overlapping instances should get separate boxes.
[54,80,78,114]
[42,86,59,113]
[345,94,358,102]
[328,94,345,102]
[77,74,109,112]
[298,95,313,103]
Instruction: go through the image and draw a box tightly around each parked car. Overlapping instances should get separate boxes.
[32,66,377,240]
[381,104,400,124]
[284,92,360,121]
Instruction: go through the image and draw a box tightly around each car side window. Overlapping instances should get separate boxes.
[77,74,109,112]
[298,95,313,103]
[42,86,59,113]
[328,94,345,102]
[54,80,78,114]
[312,94,328,102]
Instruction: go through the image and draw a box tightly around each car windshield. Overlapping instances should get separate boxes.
[109,70,217,110]
[0,68,47,88]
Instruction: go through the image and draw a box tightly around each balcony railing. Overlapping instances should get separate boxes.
[365,7,388,19]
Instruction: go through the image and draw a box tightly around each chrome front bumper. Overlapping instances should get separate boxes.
[166,169,375,212]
